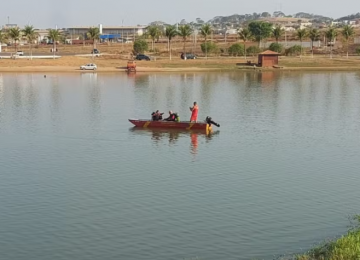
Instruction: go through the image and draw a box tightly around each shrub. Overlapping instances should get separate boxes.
[133,39,148,54]
[269,42,283,53]
[285,45,302,56]
[228,43,245,56]
[356,47,360,56]
[246,46,261,56]
[296,215,360,260]
[200,42,219,55]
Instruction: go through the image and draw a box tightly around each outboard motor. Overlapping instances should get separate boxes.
[206,116,220,127]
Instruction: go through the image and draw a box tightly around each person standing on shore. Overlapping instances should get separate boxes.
[189,102,198,122]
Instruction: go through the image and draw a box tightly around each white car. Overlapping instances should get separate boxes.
[80,63,97,70]
[16,51,24,56]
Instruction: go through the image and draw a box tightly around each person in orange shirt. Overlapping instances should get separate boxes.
[189,102,198,122]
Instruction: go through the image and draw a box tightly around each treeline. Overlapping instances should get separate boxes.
[134,22,360,59]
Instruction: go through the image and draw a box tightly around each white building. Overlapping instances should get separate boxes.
[300,22,313,29]
[65,25,147,38]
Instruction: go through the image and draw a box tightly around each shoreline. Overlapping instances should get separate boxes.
[1,56,360,73]
[2,66,360,73]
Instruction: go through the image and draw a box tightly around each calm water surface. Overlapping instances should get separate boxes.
[0,71,360,260]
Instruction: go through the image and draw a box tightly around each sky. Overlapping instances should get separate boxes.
[0,0,358,28]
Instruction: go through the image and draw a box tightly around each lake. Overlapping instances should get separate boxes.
[0,71,360,260]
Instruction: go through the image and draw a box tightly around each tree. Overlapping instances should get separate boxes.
[7,27,22,53]
[147,26,162,51]
[0,29,6,47]
[87,27,100,60]
[285,45,302,56]
[356,47,360,56]
[238,28,252,60]
[165,25,178,60]
[308,28,320,58]
[295,28,308,57]
[325,27,338,59]
[48,29,61,59]
[200,42,218,56]
[248,21,273,48]
[246,46,261,57]
[228,43,245,56]
[200,24,212,59]
[22,25,38,60]
[269,42,283,53]
[133,39,148,54]
[272,25,284,42]
[342,25,355,59]
[178,25,193,54]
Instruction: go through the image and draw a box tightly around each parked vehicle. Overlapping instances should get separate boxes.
[91,49,100,54]
[16,51,24,56]
[80,63,97,70]
[135,54,150,61]
[181,53,197,60]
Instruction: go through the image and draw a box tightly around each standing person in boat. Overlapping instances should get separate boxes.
[189,102,198,122]
[164,111,176,121]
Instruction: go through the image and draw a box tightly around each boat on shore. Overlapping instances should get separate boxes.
[128,117,220,131]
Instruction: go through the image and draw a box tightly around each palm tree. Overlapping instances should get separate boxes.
[200,24,212,59]
[147,26,162,51]
[295,28,308,57]
[272,25,284,42]
[178,25,193,54]
[342,25,355,59]
[87,27,100,60]
[238,28,252,60]
[308,28,320,58]
[165,25,178,60]
[0,30,6,51]
[7,27,22,54]
[48,29,61,59]
[325,27,338,59]
[22,25,38,60]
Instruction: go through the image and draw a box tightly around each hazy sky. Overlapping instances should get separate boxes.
[0,0,358,28]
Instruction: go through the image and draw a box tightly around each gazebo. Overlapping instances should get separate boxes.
[258,50,280,67]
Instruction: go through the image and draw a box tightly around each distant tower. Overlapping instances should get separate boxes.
[99,24,103,34]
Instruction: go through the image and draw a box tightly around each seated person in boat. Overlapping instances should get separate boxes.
[164,111,176,121]
[151,110,163,121]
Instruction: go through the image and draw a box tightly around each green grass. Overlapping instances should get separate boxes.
[295,215,360,260]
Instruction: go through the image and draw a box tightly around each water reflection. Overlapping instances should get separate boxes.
[82,73,102,133]
[129,127,219,155]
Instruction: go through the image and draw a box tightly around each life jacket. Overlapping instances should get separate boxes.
[174,113,180,122]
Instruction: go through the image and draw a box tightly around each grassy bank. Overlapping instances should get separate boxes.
[1,55,360,72]
[294,216,360,260]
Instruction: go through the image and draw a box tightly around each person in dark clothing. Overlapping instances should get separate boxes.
[151,110,163,121]
[164,111,176,121]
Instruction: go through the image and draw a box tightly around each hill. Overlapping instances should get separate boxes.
[336,12,360,21]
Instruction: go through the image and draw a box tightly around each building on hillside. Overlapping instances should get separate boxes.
[259,17,310,25]
[226,29,238,35]
[64,25,147,40]
[258,50,280,67]
[282,24,297,31]
[300,22,313,29]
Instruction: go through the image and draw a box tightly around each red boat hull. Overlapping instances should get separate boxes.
[129,119,212,131]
